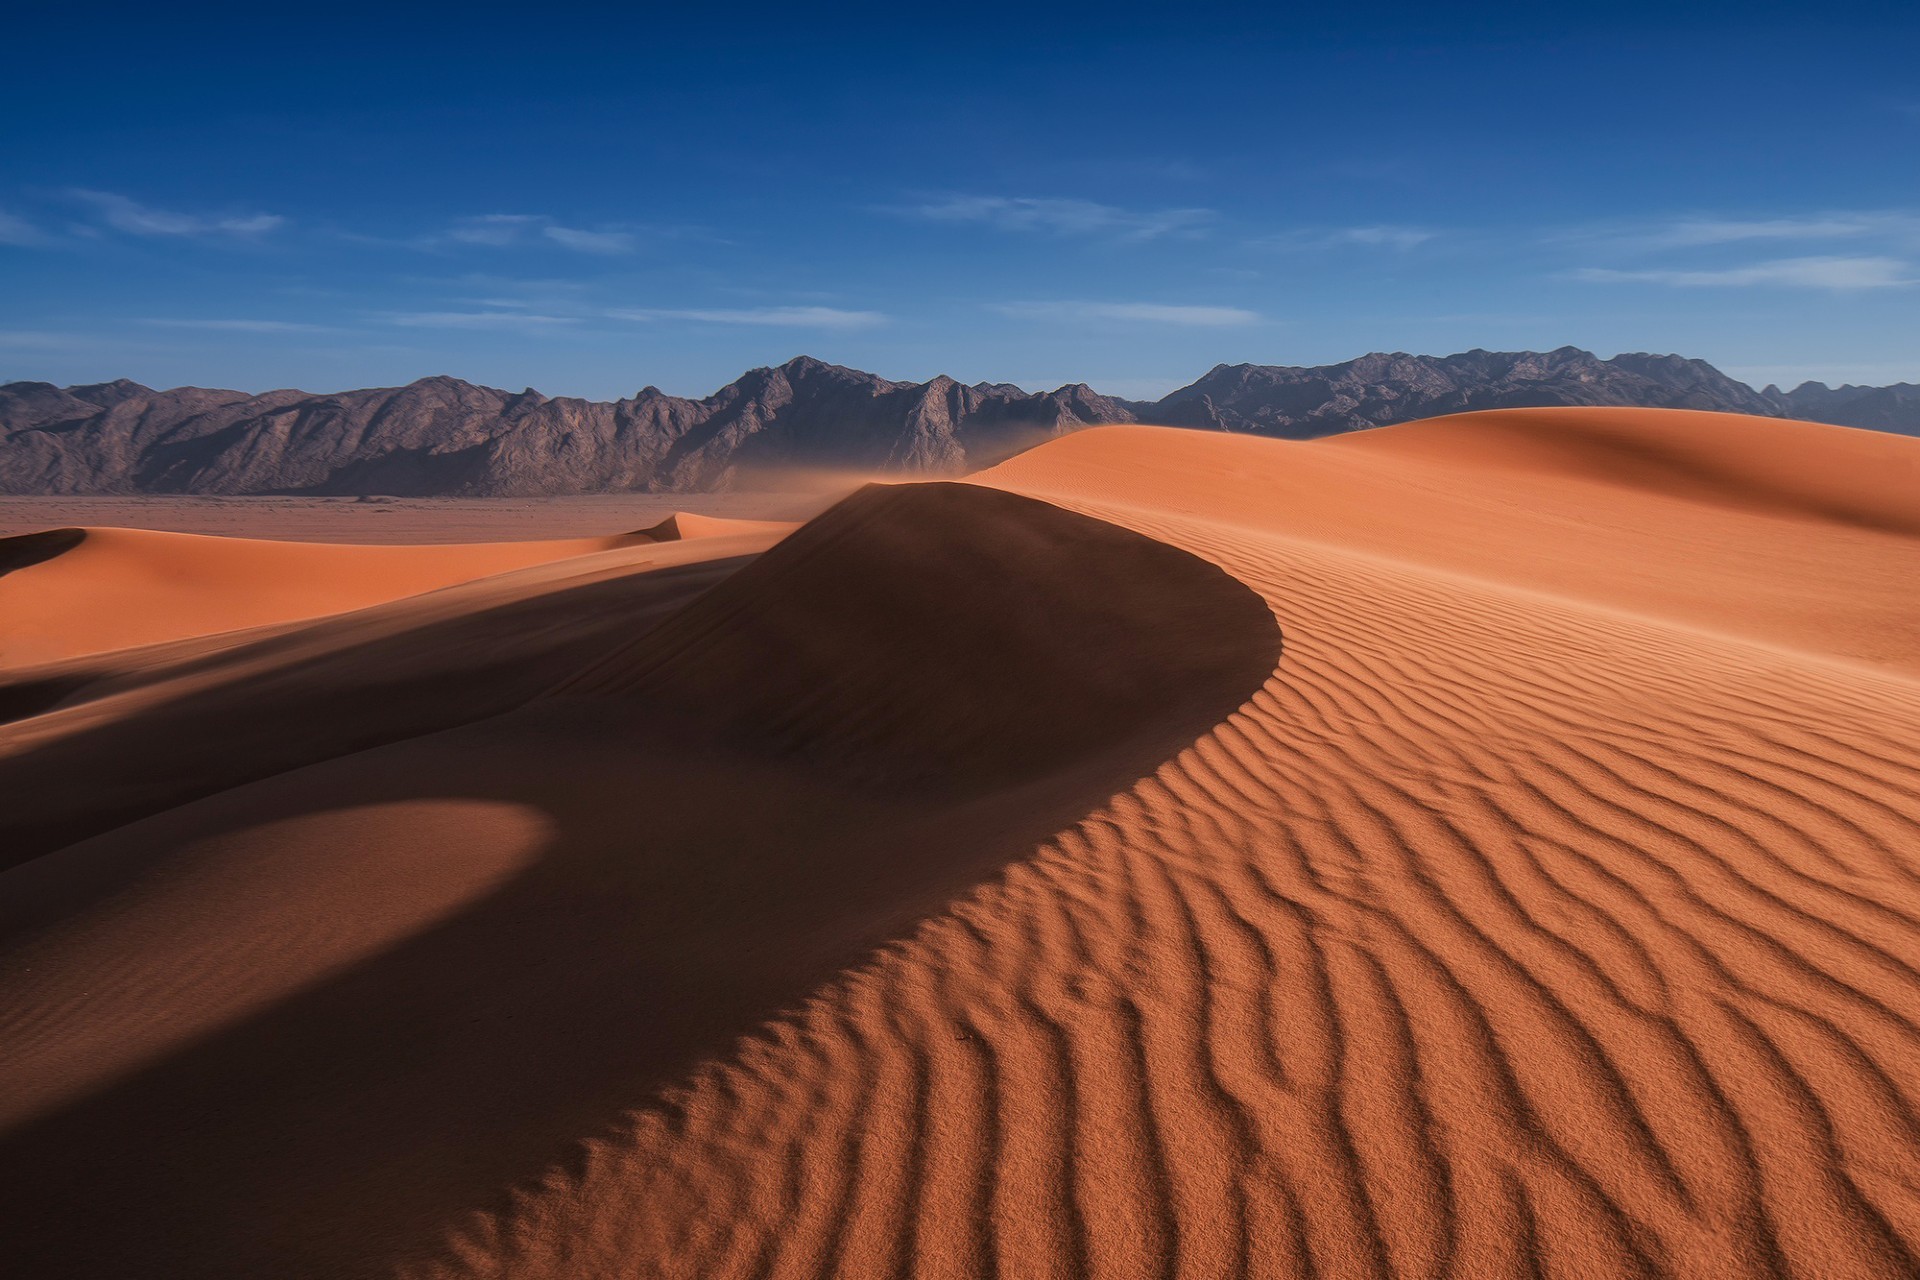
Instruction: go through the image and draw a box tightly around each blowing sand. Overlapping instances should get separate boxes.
[2,407,1918,1278]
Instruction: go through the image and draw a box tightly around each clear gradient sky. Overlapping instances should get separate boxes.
[3,2,1916,400]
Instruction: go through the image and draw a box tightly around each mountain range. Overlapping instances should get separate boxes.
[3,348,1914,496]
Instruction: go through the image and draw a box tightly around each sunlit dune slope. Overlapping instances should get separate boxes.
[405,409,1919,1279]
[984,408,1920,671]
[0,525,657,668]
[1,408,1918,1279]
[0,482,1276,1279]
[0,531,783,865]
[630,511,800,543]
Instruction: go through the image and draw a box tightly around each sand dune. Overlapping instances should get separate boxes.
[0,525,659,668]
[3,409,1920,1278]
[631,511,800,543]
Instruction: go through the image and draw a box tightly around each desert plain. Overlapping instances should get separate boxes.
[2,407,1919,1278]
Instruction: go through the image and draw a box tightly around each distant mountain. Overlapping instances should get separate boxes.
[1763,380,1920,436]
[0,357,1132,497]
[3,349,1914,495]
[1149,347,1784,436]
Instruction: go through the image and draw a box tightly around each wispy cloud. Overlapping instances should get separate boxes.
[1253,224,1436,252]
[446,214,544,247]
[609,306,888,329]
[1570,256,1915,290]
[542,225,635,254]
[70,189,284,237]
[0,210,47,247]
[139,318,337,333]
[1646,215,1920,247]
[1556,210,1920,253]
[992,301,1261,326]
[899,196,1214,243]
[440,275,598,311]
[380,310,583,330]
[1332,225,1436,249]
[443,214,638,254]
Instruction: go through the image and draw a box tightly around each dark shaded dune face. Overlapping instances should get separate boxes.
[0,527,84,578]
[0,483,1279,1279]
[628,512,686,541]
[0,672,96,724]
[0,552,756,870]
[563,482,1281,792]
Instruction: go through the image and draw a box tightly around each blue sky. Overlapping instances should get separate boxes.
[3,2,1916,400]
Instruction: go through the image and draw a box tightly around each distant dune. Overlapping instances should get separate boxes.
[0,526,653,668]
[2,408,1918,1278]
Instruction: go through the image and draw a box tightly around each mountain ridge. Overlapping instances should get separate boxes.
[4,349,1914,496]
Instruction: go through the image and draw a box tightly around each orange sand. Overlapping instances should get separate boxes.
[0,527,644,668]
[3,407,1920,1278]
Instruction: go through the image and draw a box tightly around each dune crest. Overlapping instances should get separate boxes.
[1333,405,1920,536]
[0,480,1277,1278]
[630,511,799,542]
[0,525,654,668]
[416,411,1920,1279]
[2,410,1918,1278]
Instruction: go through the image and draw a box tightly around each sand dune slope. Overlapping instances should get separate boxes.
[2,410,1919,1278]
[405,412,1920,1279]
[0,482,1275,1278]
[0,531,781,865]
[0,524,653,667]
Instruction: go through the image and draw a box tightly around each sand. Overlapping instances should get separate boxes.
[2,407,1919,1278]
[0,512,804,669]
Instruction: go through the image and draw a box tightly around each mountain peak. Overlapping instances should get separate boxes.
[5,350,1915,496]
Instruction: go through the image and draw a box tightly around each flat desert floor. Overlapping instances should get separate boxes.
[2,408,1919,1278]
[0,488,847,545]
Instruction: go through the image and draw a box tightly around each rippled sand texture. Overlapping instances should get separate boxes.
[5,408,1920,1278]
[430,411,1920,1279]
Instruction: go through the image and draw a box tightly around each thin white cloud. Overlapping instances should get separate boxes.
[1553,210,1920,254]
[610,306,888,329]
[380,310,583,330]
[542,225,635,254]
[442,215,638,254]
[70,189,284,237]
[1637,213,1920,248]
[1254,224,1436,252]
[446,214,544,246]
[1570,256,1915,290]
[1335,225,1434,249]
[901,196,1214,243]
[992,301,1261,326]
[0,210,46,247]
[140,318,336,333]
[441,274,597,310]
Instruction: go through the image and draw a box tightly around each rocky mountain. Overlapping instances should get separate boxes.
[4,349,1914,495]
[1150,347,1784,436]
[0,357,1134,497]
[1764,381,1920,437]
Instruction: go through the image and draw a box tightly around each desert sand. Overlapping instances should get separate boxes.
[2,407,1919,1278]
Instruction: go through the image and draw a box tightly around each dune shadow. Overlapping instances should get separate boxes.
[0,484,1281,1278]
[0,526,85,579]
[0,551,756,869]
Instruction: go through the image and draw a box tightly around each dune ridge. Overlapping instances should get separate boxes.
[415,411,1920,1278]
[0,525,657,668]
[1,408,1917,1278]
[0,481,1277,1278]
